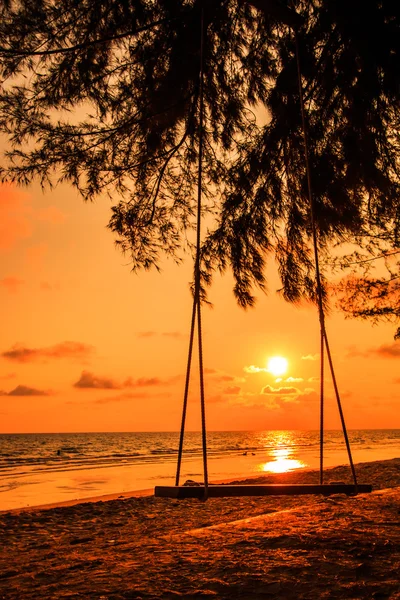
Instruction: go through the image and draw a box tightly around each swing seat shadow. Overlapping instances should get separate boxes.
[155,483,373,499]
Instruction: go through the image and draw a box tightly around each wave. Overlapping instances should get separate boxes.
[0,430,398,478]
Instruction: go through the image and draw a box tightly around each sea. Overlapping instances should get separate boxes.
[0,429,399,511]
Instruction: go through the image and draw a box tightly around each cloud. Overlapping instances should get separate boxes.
[161,331,186,340]
[2,341,94,363]
[285,377,304,383]
[3,384,50,396]
[347,342,400,359]
[231,386,319,410]
[244,365,268,374]
[124,377,163,387]
[0,276,24,293]
[75,372,166,391]
[301,354,319,361]
[222,385,241,395]
[308,376,320,382]
[74,371,120,390]
[261,385,299,395]
[0,184,33,251]
[210,373,236,382]
[137,331,186,340]
[204,368,244,383]
[372,343,400,358]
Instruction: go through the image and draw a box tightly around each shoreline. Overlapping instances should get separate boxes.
[4,456,399,515]
[2,429,399,512]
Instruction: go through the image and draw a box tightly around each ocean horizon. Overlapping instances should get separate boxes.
[1,429,399,511]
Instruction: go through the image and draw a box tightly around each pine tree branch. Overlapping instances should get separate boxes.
[340,249,400,267]
[0,18,172,57]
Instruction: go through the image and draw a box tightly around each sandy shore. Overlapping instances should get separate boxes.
[0,459,399,599]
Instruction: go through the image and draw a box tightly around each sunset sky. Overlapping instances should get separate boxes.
[0,180,399,433]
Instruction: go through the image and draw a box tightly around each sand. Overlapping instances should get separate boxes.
[0,459,399,599]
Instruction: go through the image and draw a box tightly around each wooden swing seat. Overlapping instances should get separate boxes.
[155,483,372,499]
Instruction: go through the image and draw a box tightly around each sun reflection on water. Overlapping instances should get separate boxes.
[258,433,307,474]
[261,456,305,473]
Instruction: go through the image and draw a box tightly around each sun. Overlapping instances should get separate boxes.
[267,356,288,377]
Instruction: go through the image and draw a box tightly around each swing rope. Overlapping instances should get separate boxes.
[294,30,358,489]
[175,6,208,499]
[175,7,358,499]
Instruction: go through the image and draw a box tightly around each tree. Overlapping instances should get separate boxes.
[201,0,400,311]
[0,0,263,268]
[0,0,399,332]
[336,274,400,340]
[332,244,400,340]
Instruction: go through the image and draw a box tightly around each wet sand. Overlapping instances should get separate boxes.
[0,459,399,599]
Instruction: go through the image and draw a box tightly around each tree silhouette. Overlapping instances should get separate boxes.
[0,0,399,332]
[0,0,263,269]
[336,274,400,340]
[201,0,400,313]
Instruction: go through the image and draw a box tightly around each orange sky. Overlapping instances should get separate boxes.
[0,180,399,433]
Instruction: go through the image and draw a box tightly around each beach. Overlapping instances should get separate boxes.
[0,458,399,599]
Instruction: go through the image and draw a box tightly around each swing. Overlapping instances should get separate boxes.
[155,4,372,500]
